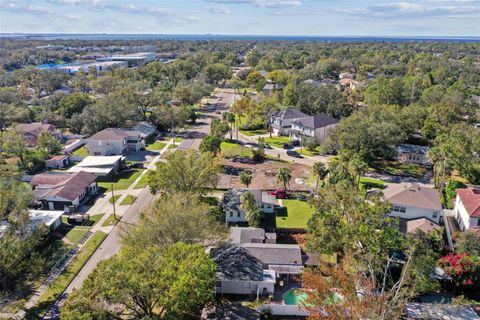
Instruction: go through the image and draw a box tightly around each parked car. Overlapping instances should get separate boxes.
[283,143,293,149]
[287,150,303,158]
[263,143,273,149]
[268,189,287,199]
[290,140,300,147]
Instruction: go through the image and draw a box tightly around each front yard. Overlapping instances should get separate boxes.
[275,199,314,229]
[261,136,290,149]
[98,169,144,192]
[220,141,253,158]
[370,160,426,179]
[240,128,269,136]
[145,141,166,151]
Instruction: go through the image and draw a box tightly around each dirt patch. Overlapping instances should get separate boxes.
[217,158,312,190]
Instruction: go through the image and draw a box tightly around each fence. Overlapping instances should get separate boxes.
[258,303,310,317]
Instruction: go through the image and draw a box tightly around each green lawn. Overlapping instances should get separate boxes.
[145,141,166,151]
[120,195,137,205]
[261,136,290,148]
[168,137,184,149]
[101,213,118,227]
[220,141,252,158]
[64,227,90,245]
[275,199,314,229]
[98,169,144,192]
[359,177,385,192]
[240,128,269,136]
[370,160,426,179]
[30,231,107,318]
[109,194,121,204]
[71,146,88,157]
[134,173,149,189]
[299,148,320,157]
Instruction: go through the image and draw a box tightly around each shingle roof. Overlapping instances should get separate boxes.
[31,171,96,201]
[383,183,442,211]
[456,188,480,218]
[87,128,127,141]
[221,189,263,215]
[399,218,441,234]
[16,123,56,136]
[230,227,265,244]
[274,108,308,120]
[405,303,480,320]
[293,113,339,129]
[396,144,430,155]
[240,243,302,266]
[202,303,260,320]
[211,245,264,281]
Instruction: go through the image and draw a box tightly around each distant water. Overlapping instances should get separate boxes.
[1,33,480,42]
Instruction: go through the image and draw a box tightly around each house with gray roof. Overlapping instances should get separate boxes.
[396,144,430,165]
[229,227,276,244]
[289,113,339,143]
[222,189,277,223]
[269,108,309,136]
[86,127,145,156]
[405,303,480,320]
[240,243,303,274]
[211,245,276,296]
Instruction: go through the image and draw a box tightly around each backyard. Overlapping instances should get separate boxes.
[275,199,315,229]
[71,146,88,157]
[370,160,426,179]
[145,141,166,151]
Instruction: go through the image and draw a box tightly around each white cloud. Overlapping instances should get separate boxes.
[206,5,232,14]
[208,0,301,9]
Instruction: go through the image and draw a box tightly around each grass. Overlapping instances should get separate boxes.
[145,141,166,151]
[64,227,90,245]
[168,137,184,149]
[71,146,88,157]
[109,194,121,204]
[261,136,290,148]
[299,148,320,157]
[220,141,253,158]
[98,169,144,192]
[101,213,118,227]
[370,160,426,179]
[240,128,269,136]
[134,173,150,189]
[89,213,105,225]
[275,199,314,229]
[120,195,137,205]
[30,231,107,318]
[359,177,385,193]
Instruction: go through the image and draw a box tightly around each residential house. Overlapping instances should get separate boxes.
[130,122,157,142]
[339,78,359,90]
[45,155,70,169]
[230,227,277,244]
[399,217,441,234]
[262,83,284,95]
[222,189,277,223]
[383,183,443,224]
[86,128,144,156]
[31,171,97,213]
[269,108,309,136]
[289,113,339,143]
[396,144,430,166]
[28,209,64,232]
[68,155,122,177]
[15,122,63,147]
[211,245,276,296]
[454,187,480,231]
[240,243,303,275]
[202,303,260,320]
[404,303,480,320]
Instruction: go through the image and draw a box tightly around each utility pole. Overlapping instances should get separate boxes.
[111,184,117,221]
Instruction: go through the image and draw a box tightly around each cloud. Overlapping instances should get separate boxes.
[208,0,301,9]
[332,1,480,19]
[206,5,231,14]
[0,0,79,19]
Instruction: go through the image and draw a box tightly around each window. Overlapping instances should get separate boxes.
[230,212,233,218]
[237,212,241,218]
[400,207,406,213]
[476,219,480,227]
[432,212,438,219]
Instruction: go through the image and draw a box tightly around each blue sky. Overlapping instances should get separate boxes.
[0,0,479,36]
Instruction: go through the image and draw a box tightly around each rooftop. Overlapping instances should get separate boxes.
[31,171,96,201]
[405,303,480,320]
[456,187,480,218]
[396,144,430,155]
[383,183,442,211]
[87,128,142,141]
[293,113,339,129]
[211,245,264,282]
[399,218,441,234]
[240,243,303,266]
[273,108,308,121]
[230,227,266,244]
[28,210,64,227]
[16,122,56,135]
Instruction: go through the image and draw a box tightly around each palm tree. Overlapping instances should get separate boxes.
[222,111,235,140]
[348,156,368,188]
[429,146,452,195]
[312,162,328,189]
[239,172,252,188]
[240,191,261,227]
[276,167,292,190]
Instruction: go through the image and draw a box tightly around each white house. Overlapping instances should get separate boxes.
[269,108,308,136]
[86,128,144,156]
[211,245,276,296]
[289,113,339,143]
[396,144,430,166]
[383,183,443,224]
[454,187,480,231]
[68,155,122,177]
[222,189,277,223]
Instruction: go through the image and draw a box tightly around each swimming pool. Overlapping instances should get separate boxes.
[283,288,309,306]
[36,62,80,69]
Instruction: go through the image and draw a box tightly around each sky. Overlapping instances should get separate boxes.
[0,0,479,37]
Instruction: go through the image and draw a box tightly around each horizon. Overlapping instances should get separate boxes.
[1,1,479,37]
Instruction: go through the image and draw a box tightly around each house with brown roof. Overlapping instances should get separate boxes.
[85,128,144,156]
[455,187,480,231]
[45,155,70,169]
[31,171,97,213]
[16,122,63,147]
[399,217,441,234]
[383,183,443,224]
